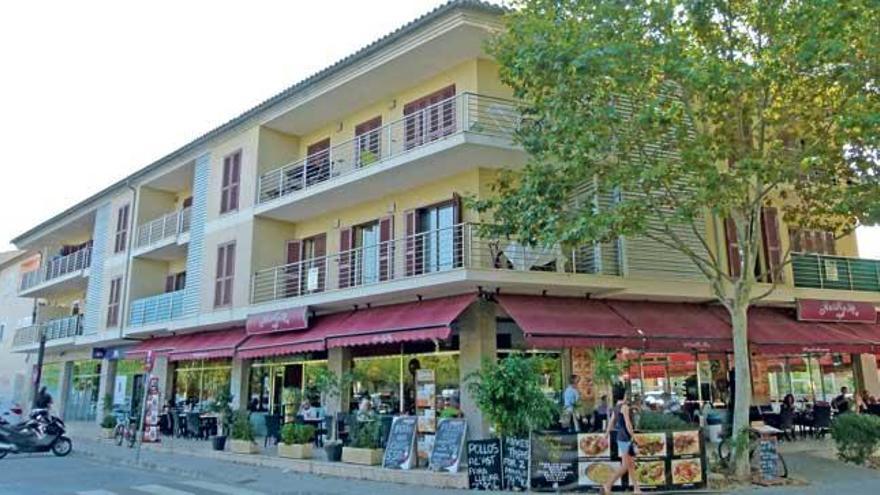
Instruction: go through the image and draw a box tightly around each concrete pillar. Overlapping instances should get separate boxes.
[151,356,173,407]
[230,357,251,411]
[458,299,497,440]
[326,347,352,416]
[56,361,74,420]
[853,353,880,397]
[95,358,117,424]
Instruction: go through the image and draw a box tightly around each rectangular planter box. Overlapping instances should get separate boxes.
[230,439,260,455]
[278,443,312,459]
[342,447,384,465]
[101,428,116,440]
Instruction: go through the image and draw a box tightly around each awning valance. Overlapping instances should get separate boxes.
[167,328,248,362]
[606,300,733,352]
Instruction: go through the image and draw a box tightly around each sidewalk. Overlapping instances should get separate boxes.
[66,422,468,490]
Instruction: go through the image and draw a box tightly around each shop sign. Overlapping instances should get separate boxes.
[246,307,309,335]
[797,299,876,324]
[502,436,530,491]
[467,439,502,490]
[382,416,418,470]
[91,348,106,359]
[430,419,467,472]
[142,376,161,443]
[144,351,155,373]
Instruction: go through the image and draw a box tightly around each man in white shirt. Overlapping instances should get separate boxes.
[563,375,580,432]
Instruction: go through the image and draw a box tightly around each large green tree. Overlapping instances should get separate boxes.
[481,0,880,478]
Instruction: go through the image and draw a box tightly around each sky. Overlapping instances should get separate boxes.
[0,0,878,258]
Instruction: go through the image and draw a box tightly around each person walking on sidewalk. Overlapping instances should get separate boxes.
[603,390,641,494]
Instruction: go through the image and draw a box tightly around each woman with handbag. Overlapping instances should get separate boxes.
[602,391,641,494]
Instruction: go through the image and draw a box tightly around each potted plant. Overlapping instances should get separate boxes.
[311,368,355,462]
[358,149,378,167]
[282,387,301,424]
[342,417,384,465]
[209,388,233,451]
[278,423,316,459]
[99,394,117,439]
[229,410,260,455]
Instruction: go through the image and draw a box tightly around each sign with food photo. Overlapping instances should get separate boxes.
[672,431,700,456]
[577,433,610,458]
[633,460,667,486]
[633,433,667,458]
[671,459,703,485]
[578,461,621,487]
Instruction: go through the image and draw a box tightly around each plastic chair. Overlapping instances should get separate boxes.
[812,405,832,438]
[264,414,281,447]
[186,412,202,439]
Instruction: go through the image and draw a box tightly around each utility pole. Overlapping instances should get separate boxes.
[30,326,46,409]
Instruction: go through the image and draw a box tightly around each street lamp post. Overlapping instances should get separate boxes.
[31,326,46,409]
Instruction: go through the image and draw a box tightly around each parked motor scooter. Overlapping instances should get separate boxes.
[0,411,72,459]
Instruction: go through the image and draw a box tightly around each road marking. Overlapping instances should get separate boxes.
[131,485,195,495]
[179,481,266,495]
[77,491,119,495]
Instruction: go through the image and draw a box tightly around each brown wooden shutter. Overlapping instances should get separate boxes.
[285,240,302,297]
[803,230,815,253]
[378,216,394,281]
[224,243,235,305]
[338,228,352,289]
[404,210,419,276]
[220,157,231,213]
[214,244,226,307]
[165,275,175,293]
[789,229,802,253]
[824,232,836,255]
[452,193,464,268]
[724,218,742,278]
[314,234,327,292]
[229,152,241,211]
[761,207,783,283]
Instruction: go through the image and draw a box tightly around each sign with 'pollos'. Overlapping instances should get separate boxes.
[797,299,877,323]
[245,307,309,334]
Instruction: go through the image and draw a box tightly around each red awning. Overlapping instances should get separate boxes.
[126,334,186,359]
[496,295,644,349]
[713,307,876,354]
[605,301,733,352]
[325,294,476,349]
[167,328,248,362]
[237,312,350,359]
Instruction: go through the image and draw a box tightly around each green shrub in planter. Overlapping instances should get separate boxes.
[230,410,256,442]
[637,411,690,432]
[351,419,383,449]
[281,423,316,445]
[831,412,880,465]
[100,414,118,429]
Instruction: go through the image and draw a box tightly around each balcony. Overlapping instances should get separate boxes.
[12,315,84,349]
[255,93,524,221]
[133,208,191,258]
[792,253,880,292]
[19,247,92,296]
[128,289,185,327]
[251,223,623,305]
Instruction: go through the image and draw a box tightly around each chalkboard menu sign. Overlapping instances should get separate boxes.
[503,436,530,491]
[758,437,779,482]
[467,439,502,490]
[530,433,579,491]
[430,419,467,472]
[382,416,418,470]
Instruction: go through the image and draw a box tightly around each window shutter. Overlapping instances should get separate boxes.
[230,152,241,211]
[803,230,815,253]
[313,234,327,292]
[761,207,783,283]
[165,275,175,293]
[285,240,302,297]
[452,194,463,268]
[338,228,352,289]
[214,244,225,307]
[724,218,742,278]
[824,232,836,255]
[789,229,802,253]
[378,216,394,281]
[220,157,231,213]
[404,210,419,276]
[224,243,235,306]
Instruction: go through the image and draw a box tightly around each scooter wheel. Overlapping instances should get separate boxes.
[52,437,72,457]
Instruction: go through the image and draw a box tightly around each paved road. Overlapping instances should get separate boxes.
[0,453,467,495]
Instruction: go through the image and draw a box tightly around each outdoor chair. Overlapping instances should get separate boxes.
[867,404,880,416]
[264,414,281,447]
[811,405,832,438]
[186,412,202,439]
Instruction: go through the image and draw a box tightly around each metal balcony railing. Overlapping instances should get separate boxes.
[128,289,185,327]
[19,247,92,292]
[251,223,619,304]
[791,253,880,292]
[12,314,83,348]
[135,207,192,250]
[257,93,519,204]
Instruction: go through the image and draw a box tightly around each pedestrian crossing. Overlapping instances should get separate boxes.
[75,481,267,495]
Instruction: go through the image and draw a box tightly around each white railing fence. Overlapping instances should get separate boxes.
[128,289,185,327]
[135,207,192,250]
[19,247,92,292]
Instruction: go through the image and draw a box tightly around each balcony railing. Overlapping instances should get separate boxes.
[257,93,519,204]
[792,253,880,292]
[19,247,92,292]
[251,223,619,304]
[135,207,192,250]
[12,314,84,348]
[129,289,185,327]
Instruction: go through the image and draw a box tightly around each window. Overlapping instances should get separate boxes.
[405,196,462,276]
[305,139,331,187]
[220,150,241,214]
[114,204,130,253]
[789,228,836,255]
[106,277,122,327]
[403,85,456,150]
[214,242,235,307]
[165,271,186,293]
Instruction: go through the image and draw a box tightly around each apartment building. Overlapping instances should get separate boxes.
[9,1,880,438]
[0,251,36,409]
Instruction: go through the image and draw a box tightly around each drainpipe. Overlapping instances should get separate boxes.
[118,181,138,338]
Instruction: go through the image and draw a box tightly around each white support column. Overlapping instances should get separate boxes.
[151,356,172,408]
[230,357,251,411]
[96,358,117,424]
[327,347,352,416]
[854,353,880,398]
[56,361,74,420]
[458,298,497,440]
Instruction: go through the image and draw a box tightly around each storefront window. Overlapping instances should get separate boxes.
[766,354,854,404]
[41,363,62,404]
[115,359,145,416]
[172,359,231,409]
[65,360,101,421]
[246,357,327,416]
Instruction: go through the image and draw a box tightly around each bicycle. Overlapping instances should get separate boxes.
[717,429,788,479]
[113,413,138,448]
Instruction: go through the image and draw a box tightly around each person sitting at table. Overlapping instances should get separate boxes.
[781,394,796,414]
[299,400,320,420]
[832,387,851,414]
[356,398,375,422]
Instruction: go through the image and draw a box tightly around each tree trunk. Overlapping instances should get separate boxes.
[729,298,752,480]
